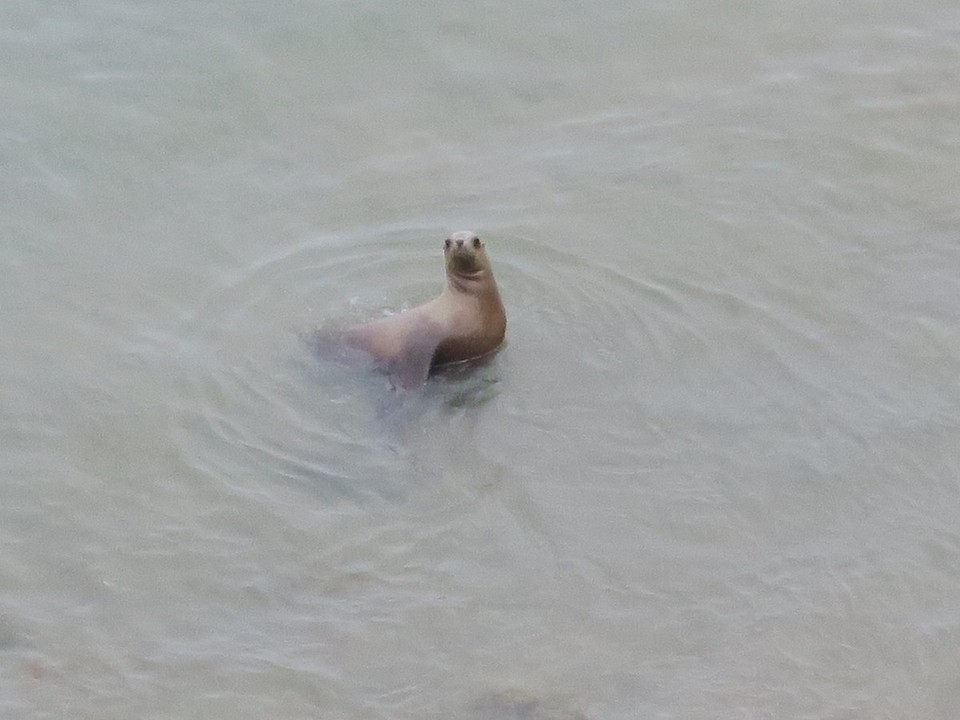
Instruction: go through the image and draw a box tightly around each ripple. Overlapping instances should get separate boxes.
[170,227,457,506]
[166,226,683,503]
[489,234,714,414]
[168,223,835,507]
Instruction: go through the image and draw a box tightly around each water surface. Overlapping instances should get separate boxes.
[2,1,960,718]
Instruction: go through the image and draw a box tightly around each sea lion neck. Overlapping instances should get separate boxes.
[446,267,493,295]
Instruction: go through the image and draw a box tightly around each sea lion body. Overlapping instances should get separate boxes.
[316,231,505,388]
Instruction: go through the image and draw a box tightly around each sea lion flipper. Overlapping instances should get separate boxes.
[389,323,442,389]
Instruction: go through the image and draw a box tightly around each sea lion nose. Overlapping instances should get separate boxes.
[456,238,464,248]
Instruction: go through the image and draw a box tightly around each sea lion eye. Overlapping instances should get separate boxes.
[473,236,482,248]
[444,238,452,250]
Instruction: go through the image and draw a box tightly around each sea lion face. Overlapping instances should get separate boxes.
[443,231,488,276]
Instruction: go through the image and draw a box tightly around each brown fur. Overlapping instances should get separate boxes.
[316,231,506,388]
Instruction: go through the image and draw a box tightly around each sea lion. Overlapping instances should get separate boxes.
[313,231,506,388]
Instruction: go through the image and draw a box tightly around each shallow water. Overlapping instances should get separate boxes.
[3,1,960,718]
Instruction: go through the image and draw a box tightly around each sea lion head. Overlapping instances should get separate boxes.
[443,230,490,277]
